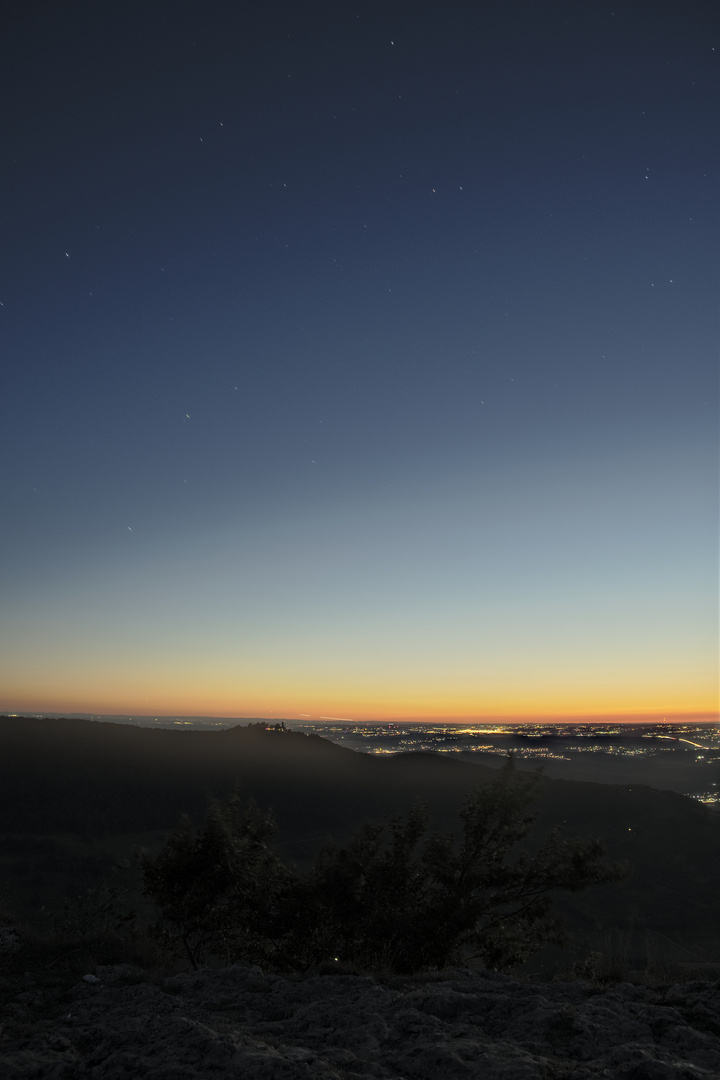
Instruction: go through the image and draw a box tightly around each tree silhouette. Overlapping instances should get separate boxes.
[142,796,290,968]
[143,758,625,972]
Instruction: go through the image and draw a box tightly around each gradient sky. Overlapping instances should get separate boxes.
[1,0,717,723]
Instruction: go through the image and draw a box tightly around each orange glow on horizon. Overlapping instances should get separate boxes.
[2,688,717,726]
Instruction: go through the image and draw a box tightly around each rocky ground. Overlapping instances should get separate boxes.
[1,962,719,1078]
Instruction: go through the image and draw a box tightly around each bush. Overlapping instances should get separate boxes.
[143,759,626,973]
[142,796,292,969]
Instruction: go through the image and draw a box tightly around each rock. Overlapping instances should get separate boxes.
[0,965,718,1078]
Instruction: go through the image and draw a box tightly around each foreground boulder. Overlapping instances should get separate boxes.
[2,964,719,1078]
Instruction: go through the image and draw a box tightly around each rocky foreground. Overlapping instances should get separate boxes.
[2,963,720,1078]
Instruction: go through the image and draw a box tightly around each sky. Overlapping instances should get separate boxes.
[1,0,718,724]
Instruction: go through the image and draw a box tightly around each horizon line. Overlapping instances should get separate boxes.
[2,710,718,726]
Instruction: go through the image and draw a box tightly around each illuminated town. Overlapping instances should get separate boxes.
[290,722,720,806]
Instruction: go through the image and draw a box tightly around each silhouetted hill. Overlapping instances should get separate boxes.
[1,716,719,960]
[0,716,367,835]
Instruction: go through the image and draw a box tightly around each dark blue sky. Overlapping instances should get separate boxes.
[1,1,717,720]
